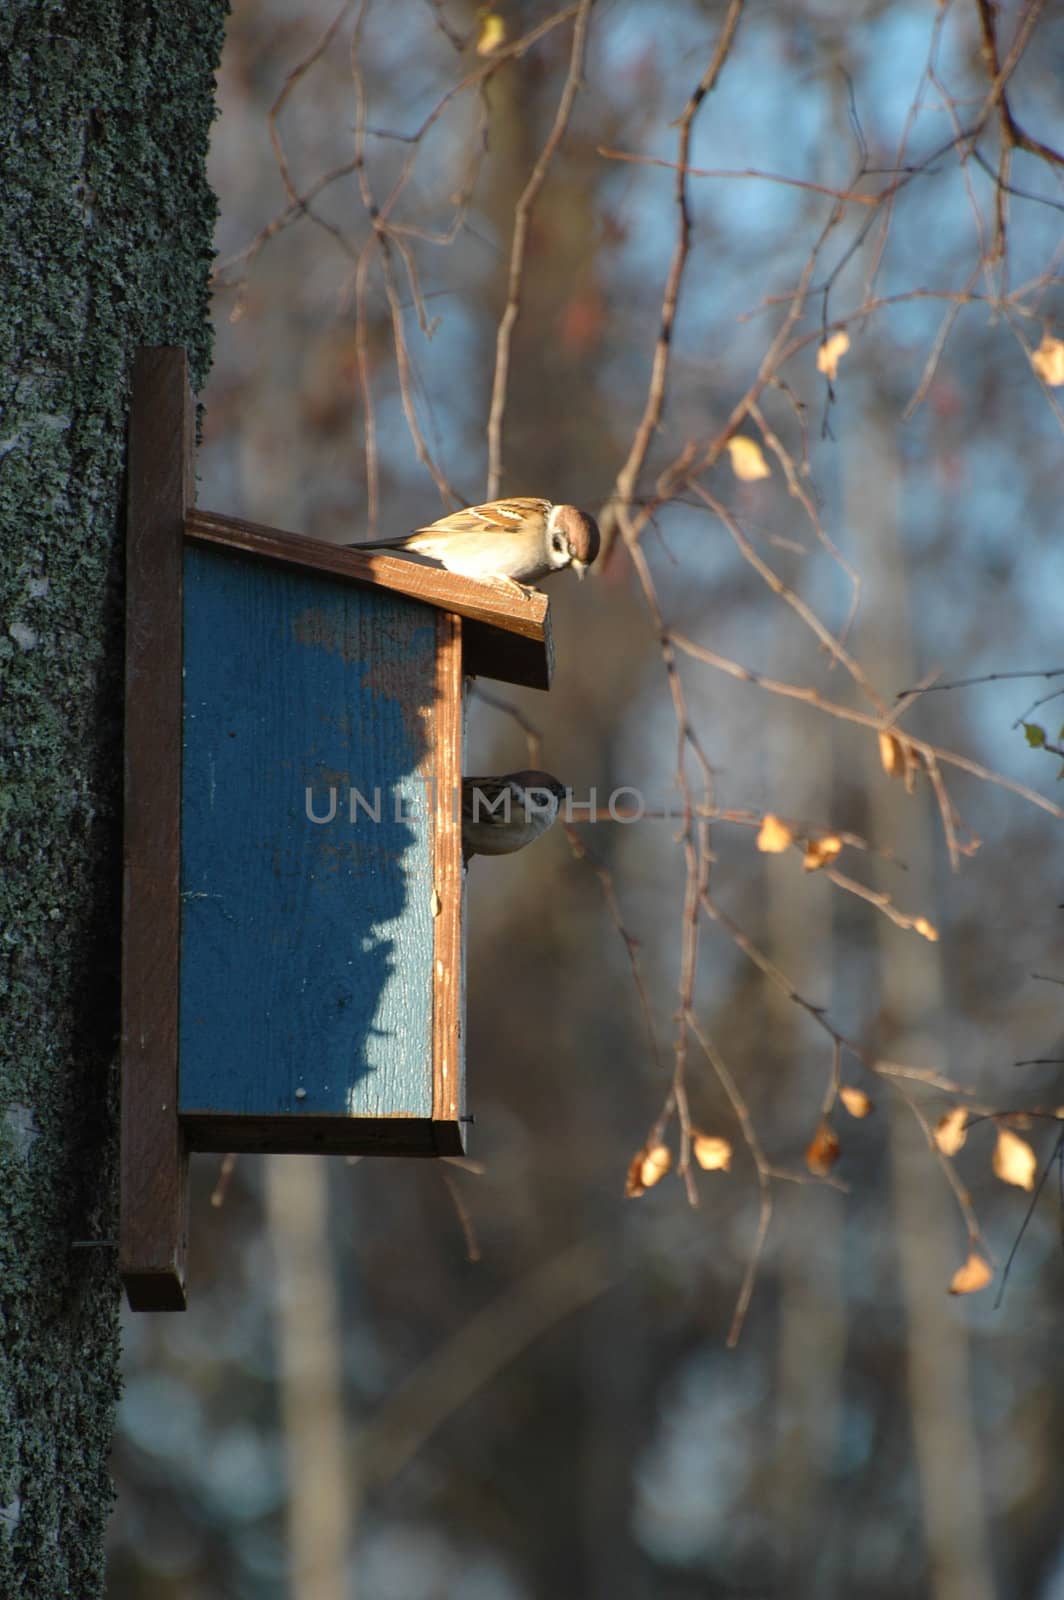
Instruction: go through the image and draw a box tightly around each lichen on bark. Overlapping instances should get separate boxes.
[0,2,228,1591]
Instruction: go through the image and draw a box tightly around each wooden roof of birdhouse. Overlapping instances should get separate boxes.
[187,509,553,690]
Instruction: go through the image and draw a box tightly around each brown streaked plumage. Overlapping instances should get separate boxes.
[461,770,568,860]
[355,498,600,590]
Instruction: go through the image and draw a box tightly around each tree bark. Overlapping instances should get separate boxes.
[0,2,225,1591]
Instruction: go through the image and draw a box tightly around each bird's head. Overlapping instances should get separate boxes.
[547,504,601,578]
[509,770,568,820]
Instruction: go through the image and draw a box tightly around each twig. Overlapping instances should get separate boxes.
[486,0,594,498]
[355,1242,612,1488]
[596,147,891,205]
[352,240,380,536]
[698,890,991,1250]
[440,1165,481,1263]
[994,1128,1064,1309]
[597,0,745,564]
[564,827,665,1076]
[374,5,585,231]
[669,634,1064,821]
[747,396,862,651]
[897,666,1064,698]
[210,1152,238,1209]
[821,866,935,938]
[470,685,544,766]
[269,0,361,209]
[689,486,887,715]
[349,1,463,509]
[422,0,467,52]
[903,261,984,419]
[686,1013,773,1347]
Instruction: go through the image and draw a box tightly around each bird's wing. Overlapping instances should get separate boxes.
[461,777,515,822]
[413,497,551,537]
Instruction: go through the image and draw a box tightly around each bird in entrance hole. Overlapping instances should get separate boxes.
[461,771,568,861]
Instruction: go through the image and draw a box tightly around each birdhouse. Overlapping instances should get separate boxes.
[121,349,552,1310]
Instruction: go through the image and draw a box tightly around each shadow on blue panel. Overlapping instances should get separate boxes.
[179,545,438,1120]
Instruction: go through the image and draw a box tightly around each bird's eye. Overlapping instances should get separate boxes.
[552,533,566,552]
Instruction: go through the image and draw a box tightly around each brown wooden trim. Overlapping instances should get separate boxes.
[185,507,553,690]
[430,1119,467,1158]
[120,348,192,1312]
[431,611,466,1152]
[464,614,554,692]
[181,1112,448,1157]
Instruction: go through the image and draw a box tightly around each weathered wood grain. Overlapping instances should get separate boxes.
[179,548,448,1142]
[185,507,554,690]
[430,612,466,1156]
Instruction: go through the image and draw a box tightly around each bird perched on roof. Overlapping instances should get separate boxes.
[461,771,567,860]
[354,498,599,593]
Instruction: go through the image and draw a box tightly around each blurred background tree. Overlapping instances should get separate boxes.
[107,1,1064,1596]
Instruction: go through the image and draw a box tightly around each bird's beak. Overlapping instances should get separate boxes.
[574,560,587,581]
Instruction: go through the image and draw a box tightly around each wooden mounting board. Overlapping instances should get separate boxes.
[120,348,191,1311]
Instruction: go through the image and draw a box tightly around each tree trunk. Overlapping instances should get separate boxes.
[848,408,994,1600]
[0,2,225,1591]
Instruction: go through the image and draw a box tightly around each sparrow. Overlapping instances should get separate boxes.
[354,498,600,592]
[461,770,568,860]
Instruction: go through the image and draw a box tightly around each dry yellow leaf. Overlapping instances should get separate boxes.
[476,11,506,54]
[992,1127,1037,1191]
[904,745,926,795]
[757,814,793,853]
[1031,333,1064,387]
[805,1119,840,1176]
[726,436,771,482]
[879,731,904,776]
[640,1143,672,1187]
[803,834,843,871]
[934,1105,968,1156]
[817,331,850,380]
[626,1142,672,1197]
[693,1133,732,1171]
[840,1086,872,1119]
[913,916,939,943]
[949,1251,993,1296]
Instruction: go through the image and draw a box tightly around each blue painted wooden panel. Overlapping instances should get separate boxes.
[179,545,437,1118]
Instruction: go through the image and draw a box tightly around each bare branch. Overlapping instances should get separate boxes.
[348,0,463,510]
[597,146,887,205]
[471,685,544,766]
[747,396,862,651]
[686,1013,774,1347]
[670,634,1064,821]
[597,0,745,564]
[486,0,595,498]
[897,667,1064,698]
[689,486,887,714]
